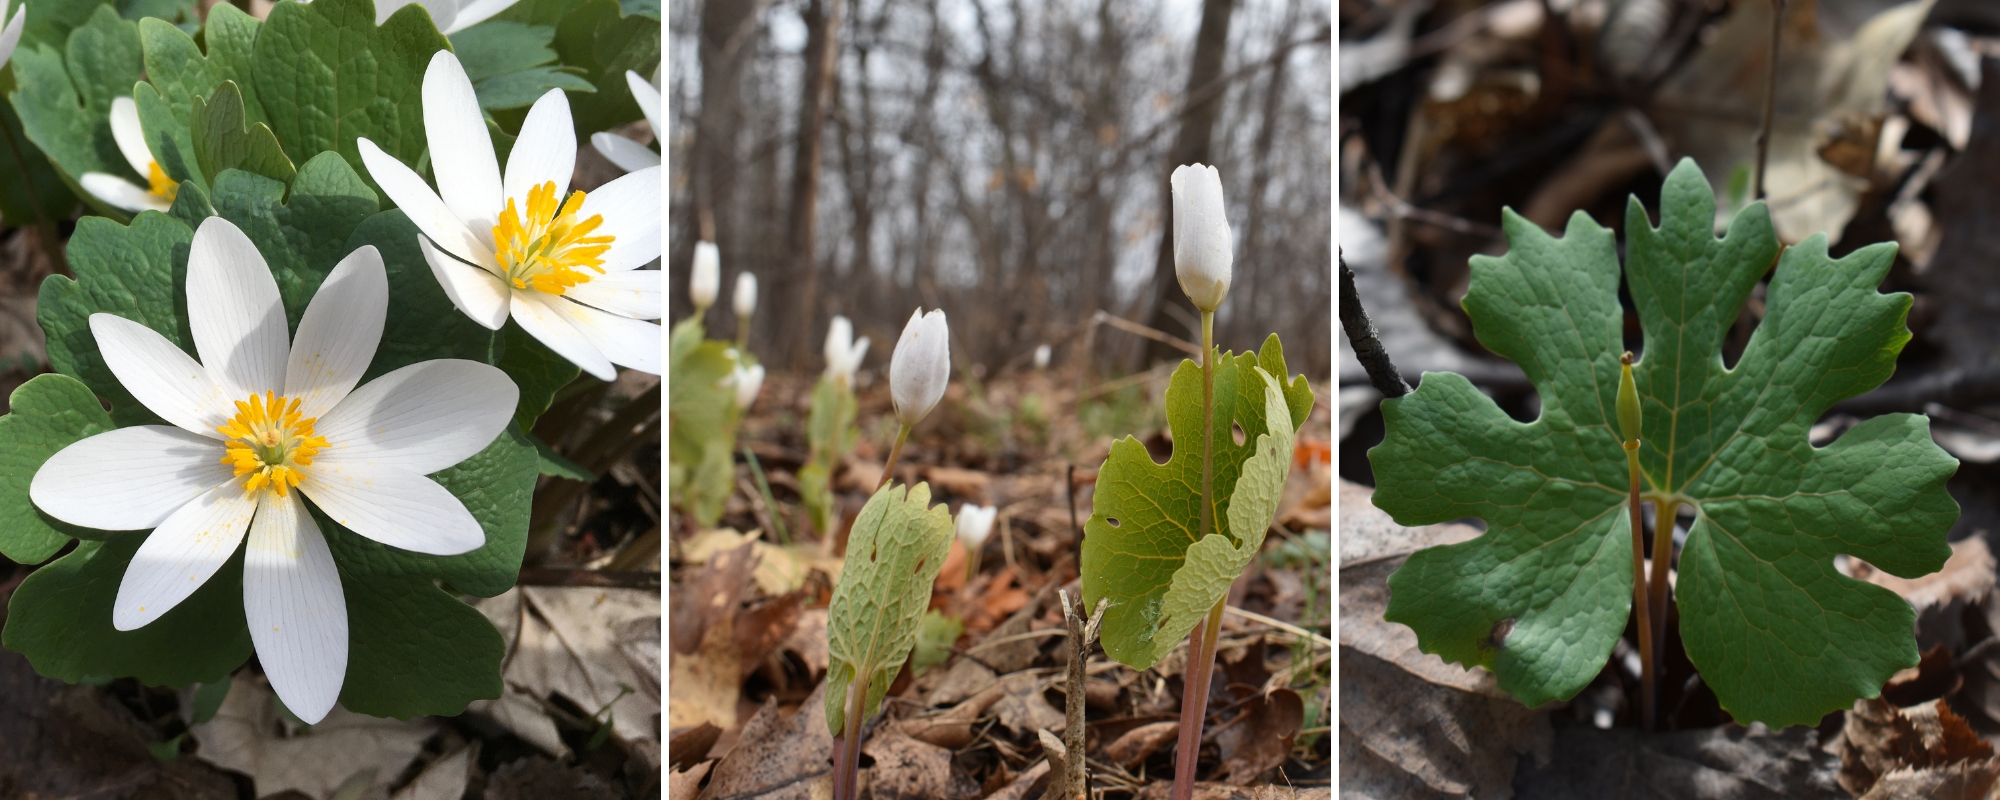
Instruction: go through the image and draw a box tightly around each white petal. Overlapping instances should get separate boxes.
[0,6,27,71]
[510,293,613,380]
[187,217,288,402]
[314,359,518,475]
[285,246,388,420]
[579,167,660,273]
[357,137,498,271]
[625,70,660,135]
[446,0,517,33]
[503,90,575,209]
[109,97,153,177]
[565,269,660,320]
[244,491,346,724]
[543,294,660,375]
[30,426,231,530]
[80,173,170,213]
[300,462,484,555]
[419,235,511,330]
[92,313,228,437]
[589,133,659,174]
[112,482,256,631]
[423,51,503,248]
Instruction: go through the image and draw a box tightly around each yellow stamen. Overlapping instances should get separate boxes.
[146,162,179,204]
[216,391,327,498]
[491,181,613,296]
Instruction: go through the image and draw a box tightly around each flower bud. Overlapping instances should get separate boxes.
[733,363,765,410]
[956,504,997,551]
[1618,352,1641,446]
[0,1,23,70]
[890,308,950,427]
[734,272,757,319]
[690,241,720,309]
[823,316,871,385]
[1033,344,1051,370]
[1171,164,1232,312]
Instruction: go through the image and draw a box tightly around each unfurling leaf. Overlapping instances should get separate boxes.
[667,318,736,528]
[1080,334,1313,670]
[802,374,860,534]
[825,482,953,737]
[1371,159,1959,726]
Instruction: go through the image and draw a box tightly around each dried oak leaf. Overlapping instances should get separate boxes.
[696,682,832,800]
[858,730,980,800]
[1838,697,2000,799]
[1213,688,1304,784]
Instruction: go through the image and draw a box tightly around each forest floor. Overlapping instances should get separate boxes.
[666,366,1335,800]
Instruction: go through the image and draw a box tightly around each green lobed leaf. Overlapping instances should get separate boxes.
[189,81,296,186]
[0,375,115,562]
[498,320,582,432]
[1080,334,1313,670]
[449,21,596,112]
[250,0,452,193]
[0,71,81,226]
[667,318,737,528]
[9,4,145,219]
[1369,158,1960,726]
[3,536,254,688]
[549,0,656,139]
[824,481,954,736]
[530,431,596,482]
[37,211,196,428]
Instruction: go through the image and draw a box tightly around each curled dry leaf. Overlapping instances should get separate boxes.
[697,681,833,800]
[189,674,439,800]
[1213,688,1304,785]
[859,730,981,800]
[898,681,1006,749]
[1850,537,1996,653]
[1838,697,2000,799]
[992,672,1065,736]
[1103,721,1180,768]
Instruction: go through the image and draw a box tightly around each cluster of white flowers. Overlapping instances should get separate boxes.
[31,44,664,725]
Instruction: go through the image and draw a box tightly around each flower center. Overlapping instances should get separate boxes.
[146,162,179,204]
[491,181,613,296]
[217,392,327,498]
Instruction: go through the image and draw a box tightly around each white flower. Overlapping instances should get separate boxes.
[0,1,25,69]
[359,51,661,382]
[890,309,949,427]
[823,316,869,385]
[79,97,178,214]
[28,217,518,725]
[1032,344,1051,370]
[302,0,518,34]
[1171,164,1232,312]
[733,272,757,320]
[731,362,765,410]
[590,71,661,173]
[956,504,996,551]
[690,241,719,309]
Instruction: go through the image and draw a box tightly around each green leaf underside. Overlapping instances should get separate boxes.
[1369,159,1959,727]
[802,374,858,534]
[824,481,954,737]
[1080,334,1313,670]
[9,162,540,707]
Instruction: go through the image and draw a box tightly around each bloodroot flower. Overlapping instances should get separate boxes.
[29,217,518,724]
[359,51,661,381]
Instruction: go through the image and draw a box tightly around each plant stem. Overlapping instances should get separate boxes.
[1648,500,1678,686]
[1173,599,1226,800]
[1171,310,1220,800]
[736,314,751,348]
[1754,0,1786,201]
[876,424,911,492]
[1626,443,1655,731]
[831,674,868,800]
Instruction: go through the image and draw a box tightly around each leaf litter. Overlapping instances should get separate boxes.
[671,368,1334,798]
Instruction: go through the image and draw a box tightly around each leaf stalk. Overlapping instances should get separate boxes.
[877,424,911,492]
[1620,352,1655,731]
[831,674,868,800]
[1172,310,1220,799]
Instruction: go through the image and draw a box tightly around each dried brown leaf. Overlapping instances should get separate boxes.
[697,682,833,800]
[857,730,980,800]
[1214,689,1304,784]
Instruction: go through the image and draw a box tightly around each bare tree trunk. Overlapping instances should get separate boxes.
[677,0,764,327]
[1140,0,1237,367]
[782,0,846,369]
[1237,0,1300,350]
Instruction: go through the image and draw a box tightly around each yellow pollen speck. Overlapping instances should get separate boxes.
[491,181,613,296]
[217,391,328,498]
[146,162,179,203]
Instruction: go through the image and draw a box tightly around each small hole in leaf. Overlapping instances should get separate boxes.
[914,557,927,575]
[870,546,878,563]
[1231,422,1246,446]
[1107,517,1121,528]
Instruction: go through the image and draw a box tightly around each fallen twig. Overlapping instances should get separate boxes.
[1339,250,1412,398]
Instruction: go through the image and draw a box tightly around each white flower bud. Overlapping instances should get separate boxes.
[1171,164,1232,312]
[890,308,950,427]
[690,241,720,309]
[733,272,757,319]
[732,363,765,410]
[956,504,997,551]
[0,1,23,70]
[823,316,870,385]
[1033,344,1051,370]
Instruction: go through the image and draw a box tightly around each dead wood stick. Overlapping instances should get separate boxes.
[1042,591,1109,800]
[1339,250,1412,398]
